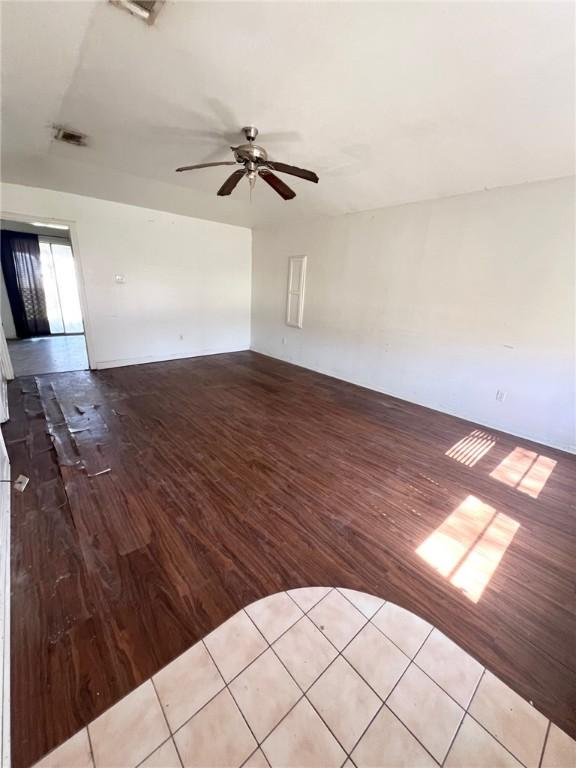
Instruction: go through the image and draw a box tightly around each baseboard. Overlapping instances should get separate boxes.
[250,346,576,455]
[92,345,251,370]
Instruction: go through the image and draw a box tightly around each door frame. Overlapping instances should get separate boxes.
[0,425,9,768]
[0,210,95,370]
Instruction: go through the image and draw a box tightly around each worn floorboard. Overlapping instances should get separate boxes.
[4,351,576,767]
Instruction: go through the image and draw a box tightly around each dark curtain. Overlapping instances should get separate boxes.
[1,230,50,338]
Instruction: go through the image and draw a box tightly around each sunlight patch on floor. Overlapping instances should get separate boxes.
[445,429,496,467]
[490,447,556,499]
[416,495,520,603]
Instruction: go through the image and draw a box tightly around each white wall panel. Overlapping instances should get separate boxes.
[1,183,252,369]
[252,178,575,452]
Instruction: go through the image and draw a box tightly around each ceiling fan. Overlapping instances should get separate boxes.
[175,126,319,200]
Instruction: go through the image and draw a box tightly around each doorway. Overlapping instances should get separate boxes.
[0,219,89,376]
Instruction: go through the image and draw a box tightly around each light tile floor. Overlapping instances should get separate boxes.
[33,588,576,768]
[8,335,88,376]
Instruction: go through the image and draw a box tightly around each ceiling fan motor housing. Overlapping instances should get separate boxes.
[233,142,268,169]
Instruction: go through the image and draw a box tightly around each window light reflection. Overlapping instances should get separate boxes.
[445,429,496,467]
[416,495,520,603]
[490,447,556,499]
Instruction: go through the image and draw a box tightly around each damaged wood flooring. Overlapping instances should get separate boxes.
[4,351,576,767]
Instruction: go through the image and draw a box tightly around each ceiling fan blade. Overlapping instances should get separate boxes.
[176,161,237,172]
[259,170,296,200]
[217,169,246,196]
[264,160,319,183]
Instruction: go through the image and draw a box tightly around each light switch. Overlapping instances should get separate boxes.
[114,274,126,284]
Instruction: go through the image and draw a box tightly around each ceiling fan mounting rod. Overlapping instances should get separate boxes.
[242,126,258,142]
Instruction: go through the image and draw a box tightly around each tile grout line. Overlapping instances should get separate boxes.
[35,727,96,768]
[412,648,545,768]
[201,624,278,760]
[385,703,444,766]
[285,586,334,615]
[243,592,384,760]
[344,700,387,763]
[361,607,492,717]
[148,678,184,768]
[380,668,443,766]
[85,726,96,768]
[305,593,370,659]
[341,604,449,761]
[241,745,271,768]
[334,586,386,620]
[209,600,360,764]
[464,709,534,768]
[151,634,241,764]
[257,592,461,765]
[302,596,387,707]
[160,666,225,744]
[242,600,354,758]
[133,736,178,768]
[464,668,551,768]
[368,602,433,660]
[407,634,551,768]
[243,600,305,645]
[357,611,443,765]
[421,625,488,678]
[538,720,552,768]
[153,619,277,753]
[273,646,356,758]
[411,653,477,713]
[197,609,274,688]
[258,592,433,762]
[447,666,547,768]
[228,667,303,755]
[225,622,308,764]
[466,665,486,708]
[438,668,486,767]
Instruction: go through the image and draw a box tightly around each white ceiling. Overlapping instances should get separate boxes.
[1,1,574,229]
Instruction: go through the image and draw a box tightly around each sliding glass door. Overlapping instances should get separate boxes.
[39,240,84,335]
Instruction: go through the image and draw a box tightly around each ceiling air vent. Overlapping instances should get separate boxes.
[53,126,88,147]
[109,0,164,24]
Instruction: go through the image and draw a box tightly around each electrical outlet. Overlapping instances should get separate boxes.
[179,334,184,341]
[495,389,507,402]
[281,337,287,345]
[114,274,126,284]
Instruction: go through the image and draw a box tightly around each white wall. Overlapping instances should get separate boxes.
[1,183,252,368]
[251,177,575,452]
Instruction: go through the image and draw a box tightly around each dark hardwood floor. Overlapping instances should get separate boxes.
[5,351,576,767]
